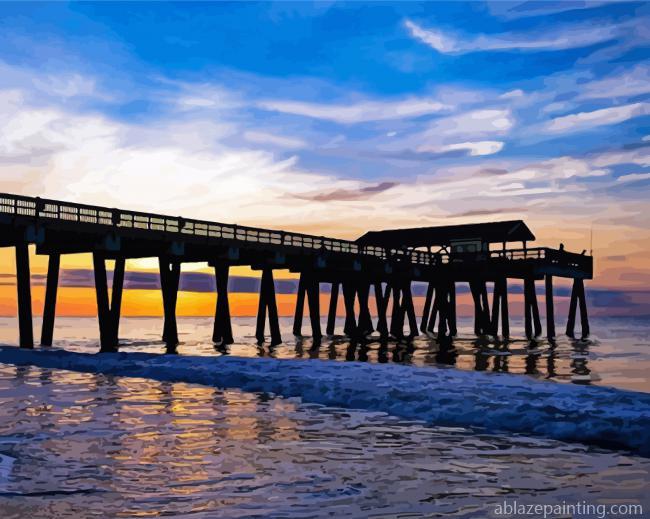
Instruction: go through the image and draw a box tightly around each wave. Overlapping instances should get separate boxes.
[1,346,649,456]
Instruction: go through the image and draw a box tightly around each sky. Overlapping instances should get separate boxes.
[0,1,649,317]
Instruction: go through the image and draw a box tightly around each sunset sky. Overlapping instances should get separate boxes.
[0,1,648,317]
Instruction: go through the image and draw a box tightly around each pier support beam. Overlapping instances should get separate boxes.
[491,277,510,339]
[40,253,60,346]
[342,281,358,337]
[402,281,418,338]
[212,264,233,345]
[490,277,509,338]
[292,272,322,340]
[159,257,180,348]
[389,283,403,338]
[326,281,339,335]
[523,277,542,339]
[387,280,418,339]
[426,283,440,334]
[374,282,389,338]
[94,254,125,352]
[566,278,590,338]
[256,268,282,345]
[469,280,490,336]
[426,281,455,338]
[420,282,434,333]
[111,257,125,344]
[448,281,457,337]
[306,274,322,341]
[15,243,33,349]
[545,275,555,339]
[293,273,307,336]
[356,282,374,336]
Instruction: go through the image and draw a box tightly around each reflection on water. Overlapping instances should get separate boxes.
[1,316,649,392]
[0,364,648,518]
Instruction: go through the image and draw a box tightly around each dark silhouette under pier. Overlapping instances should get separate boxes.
[0,193,592,352]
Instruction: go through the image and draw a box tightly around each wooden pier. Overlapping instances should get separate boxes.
[0,193,593,351]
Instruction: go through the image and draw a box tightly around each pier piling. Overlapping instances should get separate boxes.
[375,282,389,338]
[326,281,339,335]
[256,268,282,345]
[356,282,374,336]
[306,274,322,341]
[293,273,306,336]
[15,243,33,349]
[41,253,60,346]
[545,275,555,339]
[94,253,125,352]
[566,278,589,338]
[420,282,434,333]
[342,281,358,337]
[523,277,542,339]
[402,281,418,337]
[469,280,491,336]
[159,257,180,348]
[212,264,233,345]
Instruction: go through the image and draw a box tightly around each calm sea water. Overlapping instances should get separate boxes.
[1,315,648,392]
[0,316,649,517]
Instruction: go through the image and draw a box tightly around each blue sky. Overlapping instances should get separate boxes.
[0,1,649,288]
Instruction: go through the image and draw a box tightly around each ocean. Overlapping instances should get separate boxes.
[0,316,648,517]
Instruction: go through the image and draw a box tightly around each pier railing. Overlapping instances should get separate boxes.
[0,193,440,266]
[0,193,592,274]
[489,247,592,272]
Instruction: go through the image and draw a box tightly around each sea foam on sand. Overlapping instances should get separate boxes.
[1,346,649,456]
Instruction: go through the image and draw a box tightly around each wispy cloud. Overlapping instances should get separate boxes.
[487,1,611,20]
[617,172,650,183]
[257,97,449,124]
[294,181,398,202]
[243,130,306,149]
[418,140,504,157]
[545,102,650,133]
[405,19,622,54]
[578,64,650,100]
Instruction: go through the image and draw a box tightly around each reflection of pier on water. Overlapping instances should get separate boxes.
[249,332,596,386]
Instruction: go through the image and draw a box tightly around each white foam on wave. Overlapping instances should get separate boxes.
[1,346,649,456]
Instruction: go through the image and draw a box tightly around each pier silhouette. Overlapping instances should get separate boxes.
[0,193,592,352]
